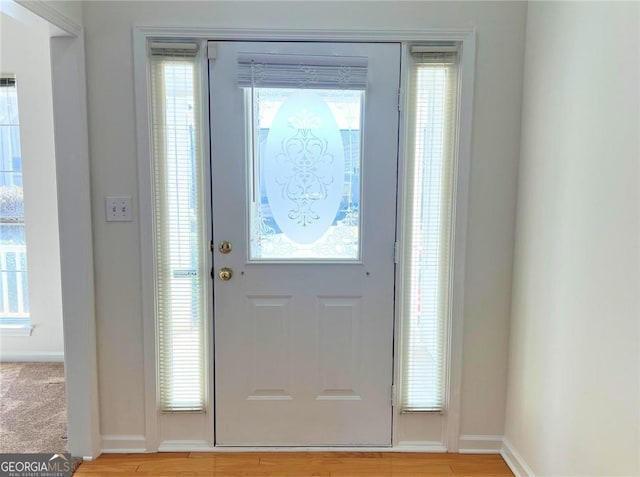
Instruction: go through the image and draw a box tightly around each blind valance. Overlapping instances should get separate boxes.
[237,53,368,90]
[149,41,199,57]
[410,44,459,64]
[0,76,16,87]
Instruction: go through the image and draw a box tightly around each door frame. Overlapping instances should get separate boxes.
[0,0,102,459]
[134,26,475,453]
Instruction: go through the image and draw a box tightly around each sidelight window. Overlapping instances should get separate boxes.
[401,45,459,412]
[149,42,205,412]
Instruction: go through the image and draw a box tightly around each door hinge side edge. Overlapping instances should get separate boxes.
[391,384,397,407]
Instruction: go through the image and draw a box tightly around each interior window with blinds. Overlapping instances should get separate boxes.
[401,45,459,412]
[0,76,30,331]
[149,42,205,412]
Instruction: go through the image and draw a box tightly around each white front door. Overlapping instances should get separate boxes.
[209,41,400,446]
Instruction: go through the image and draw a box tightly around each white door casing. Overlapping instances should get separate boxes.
[133,27,475,453]
[210,41,401,446]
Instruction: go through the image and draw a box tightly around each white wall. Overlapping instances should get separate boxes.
[0,11,64,360]
[504,2,640,475]
[81,1,526,443]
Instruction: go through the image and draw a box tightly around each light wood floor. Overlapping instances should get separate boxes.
[75,452,514,476]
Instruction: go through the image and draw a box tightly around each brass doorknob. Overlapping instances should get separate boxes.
[218,267,233,281]
[218,241,232,254]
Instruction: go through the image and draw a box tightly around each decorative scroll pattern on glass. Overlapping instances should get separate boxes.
[265,91,344,242]
[249,88,362,260]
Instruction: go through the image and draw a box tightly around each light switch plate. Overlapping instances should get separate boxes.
[105,196,132,222]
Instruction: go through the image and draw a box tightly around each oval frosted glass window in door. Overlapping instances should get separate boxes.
[264,90,344,244]
[248,88,363,261]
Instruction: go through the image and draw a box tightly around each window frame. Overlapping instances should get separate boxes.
[147,42,209,414]
[392,40,473,450]
[0,75,31,333]
[395,45,460,414]
[244,86,366,263]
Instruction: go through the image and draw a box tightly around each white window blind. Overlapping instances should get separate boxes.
[237,53,368,89]
[149,42,205,412]
[401,45,459,412]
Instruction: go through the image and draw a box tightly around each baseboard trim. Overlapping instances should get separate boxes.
[159,440,212,452]
[156,441,447,453]
[394,441,447,452]
[102,434,147,453]
[458,434,502,454]
[501,438,535,477]
[0,352,64,362]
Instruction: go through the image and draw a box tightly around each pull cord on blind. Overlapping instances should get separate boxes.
[401,44,459,412]
[237,53,368,90]
[149,41,206,412]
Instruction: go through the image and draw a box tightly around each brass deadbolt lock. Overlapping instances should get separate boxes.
[218,241,232,254]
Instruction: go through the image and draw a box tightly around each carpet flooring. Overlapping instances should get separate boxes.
[0,362,68,453]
